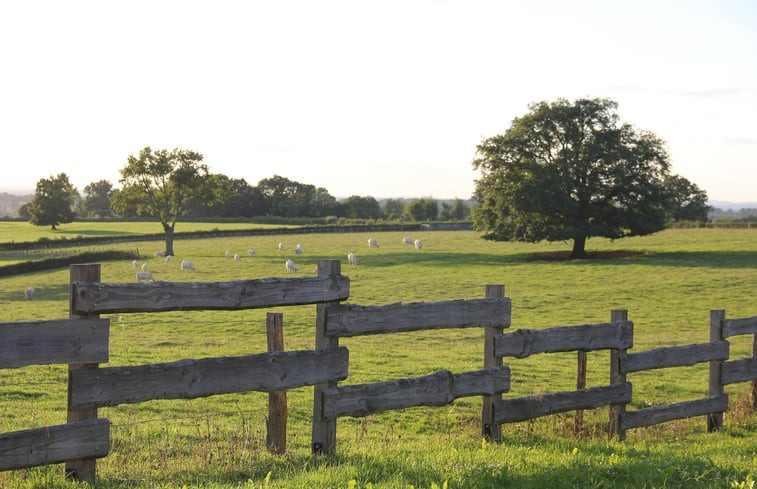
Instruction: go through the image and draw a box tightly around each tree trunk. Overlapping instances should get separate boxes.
[164,224,175,257]
[570,235,587,259]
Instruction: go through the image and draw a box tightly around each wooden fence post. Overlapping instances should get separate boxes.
[752,331,757,410]
[609,309,628,441]
[67,264,101,482]
[266,312,287,454]
[708,309,725,432]
[574,350,587,434]
[482,284,505,441]
[312,259,341,455]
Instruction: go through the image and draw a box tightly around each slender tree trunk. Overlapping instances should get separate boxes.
[164,224,175,256]
[570,235,587,259]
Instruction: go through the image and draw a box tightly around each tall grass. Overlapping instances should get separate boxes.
[0,228,755,488]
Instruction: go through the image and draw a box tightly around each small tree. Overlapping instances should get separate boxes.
[112,147,212,256]
[82,179,115,218]
[404,198,438,222]
[28,173,78,230]
[472,97,673,258]
[664,174,711,224]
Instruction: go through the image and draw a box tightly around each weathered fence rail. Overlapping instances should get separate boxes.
[0,319,112,472]
[1,261,755,485]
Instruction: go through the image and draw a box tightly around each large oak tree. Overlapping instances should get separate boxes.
[472,97,673,258]
[112,147,212,256]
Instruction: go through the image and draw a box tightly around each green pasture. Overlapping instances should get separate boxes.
[0,228,755,488]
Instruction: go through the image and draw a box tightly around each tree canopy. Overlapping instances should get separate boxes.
[27,173,78,230]
[112,147,212,256]
[472,97,675,258]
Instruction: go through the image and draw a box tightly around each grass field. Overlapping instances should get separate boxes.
[0,227,755,488]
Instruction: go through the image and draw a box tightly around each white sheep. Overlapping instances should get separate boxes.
[225,250,231,258]
[24,287,35,301]
[165,255,173,263]
[180,260,195,272]
[234,253,241,261]
[278,242,284,251]
[368,238,379,248]
[136,271,155,282]
[347,252,358,265]
[414,239,423,250]
[403,236,413,245]
[132,259,139,269]
[247,249,256,256]
[285,259,297,272]
[295,244,303,255]
[141,263,148,272]
[154,250,165,257]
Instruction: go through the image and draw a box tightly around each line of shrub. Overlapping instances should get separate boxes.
[0,250,139,277]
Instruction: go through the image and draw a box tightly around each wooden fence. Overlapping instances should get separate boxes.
[0,261,755,483]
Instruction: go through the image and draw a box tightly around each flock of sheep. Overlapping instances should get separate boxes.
[21,235,425,298]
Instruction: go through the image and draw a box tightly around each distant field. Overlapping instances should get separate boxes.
[0,227,755,488]
[0,220,291,244]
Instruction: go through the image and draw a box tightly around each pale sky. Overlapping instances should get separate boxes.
[1,0,755,202]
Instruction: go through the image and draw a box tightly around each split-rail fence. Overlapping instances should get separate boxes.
[0,261,755,483]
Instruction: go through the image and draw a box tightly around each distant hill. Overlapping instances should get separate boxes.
[0,192,32,218]
[709,200,757,210]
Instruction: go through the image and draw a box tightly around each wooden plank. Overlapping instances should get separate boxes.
[708,310,725,432]
[70,347,349,409]
[622,394,728,430]
[322,367,510,419]
[0,419,110,472]
[621,341,729,374]
[70,275,350,314]
[493,383,632,424]
[494,321,633,359]
[609,310,629,441]
[722,316,757,337]
[451,367,510,398]
[0,319,109,368]
[323,298,511,338]
[722,357,757,385]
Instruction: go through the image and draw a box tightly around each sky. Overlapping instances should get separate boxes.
[1,1,755,203]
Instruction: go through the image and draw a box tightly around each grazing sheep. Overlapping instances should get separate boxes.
[24,287,35,301]
[141,263,148,272]
[285,259,297,273]
[414,239,423,250]
[225,250,231,258]
[403,236,414,245]
[165,255,173,263]
[234,253,241,262]
[295,244,303,255]
[136,271,155,282]
[154,250,166,257]
[278,242,284,251]
[247,249,256,256]
[368,238,379,248]
[180,260,195,272]
[347,252,358,265]
[132,259,139,269]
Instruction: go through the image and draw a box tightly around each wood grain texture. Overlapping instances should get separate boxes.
[70,347,349,409]
[721,357,757,385]
[0,420,109,471]
[621,394,728,430]
[0,319,109,368]
[71,275,350,314]
[495,321,633,359]
[493,383,632,424]
[722,316,757,337]
[620,341,729,373]
[322,367,510,419]
[323,298,511,337]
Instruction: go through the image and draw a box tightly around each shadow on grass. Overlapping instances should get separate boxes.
[367,250,757,270]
